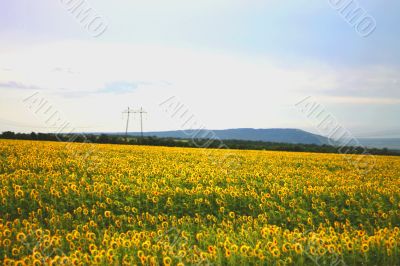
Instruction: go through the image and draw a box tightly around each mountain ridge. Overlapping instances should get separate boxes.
[120,128,330,145]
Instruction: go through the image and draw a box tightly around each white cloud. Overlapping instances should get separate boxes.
[318,96,400,105]
[0,40,399,133]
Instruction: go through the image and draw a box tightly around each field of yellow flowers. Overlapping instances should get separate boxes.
[0,139,399,265]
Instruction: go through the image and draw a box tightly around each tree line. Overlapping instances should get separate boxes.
[0,131,398,156]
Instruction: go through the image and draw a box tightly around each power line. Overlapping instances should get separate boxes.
[122,107,133,137]
[133,107,147,138]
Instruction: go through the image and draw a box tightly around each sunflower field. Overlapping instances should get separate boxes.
[0,139,399,265]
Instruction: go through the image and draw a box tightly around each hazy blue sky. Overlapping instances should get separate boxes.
[0,0,399,137]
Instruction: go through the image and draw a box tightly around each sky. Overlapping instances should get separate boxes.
[0,0,399,138]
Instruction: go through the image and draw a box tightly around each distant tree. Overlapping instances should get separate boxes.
[30,132,37,139]
[98,134,110,143]
[2,131,15,139]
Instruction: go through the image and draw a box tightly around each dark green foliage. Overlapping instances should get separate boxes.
[0,131,399,156]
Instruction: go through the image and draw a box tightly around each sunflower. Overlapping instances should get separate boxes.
[388,237,395,248]
[15,190,24,198]
[317,246,326,256]
[327,244,336,254]
[361,243,369,253]
[89,244,97,253]
[208,245,216,253]
[271,248,281,258]
[110,241,118,249]
[240,245,249,253]
[261,197,266,203]
[148,256,157,266]
[337,245,343,254]
[309,246,316,255]
[178,250,187,258]
[200,252,208,260]
[107,249,115,259]
[257,251,265,260]
[293,243,302,254]
[14,260,26,266]
[16,232,26,242]
[94,255,102,264]
[66,233,73,242]
[32,259,41,266]
[49,256,60,266]
[345,241,353,251]
[43,239,51,248]
[3,229,12,238]
[123,240,131,248]
[231,244,238,253]
[163,256,172,266]
[282,243,291,253]
[12,247,20,256]
[142,240,151,250]
[225,249,231,258]
[33,251,42,260]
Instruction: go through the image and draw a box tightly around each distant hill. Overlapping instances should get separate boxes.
[358,138,400,150]
[123,128,330,145]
